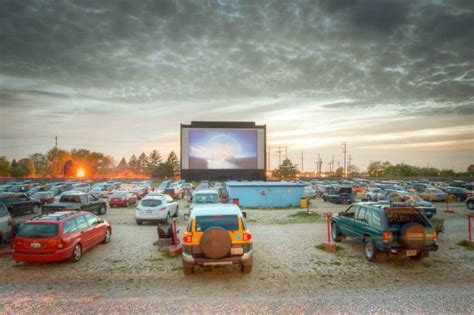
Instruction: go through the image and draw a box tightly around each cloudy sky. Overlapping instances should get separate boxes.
[0,0,473,172]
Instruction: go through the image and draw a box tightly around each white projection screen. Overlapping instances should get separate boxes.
[181,127,265,170]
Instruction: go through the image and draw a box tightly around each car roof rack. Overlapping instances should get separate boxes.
[31,211,76,221]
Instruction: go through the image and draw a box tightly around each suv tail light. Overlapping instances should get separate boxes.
[160,207,166,211]
[243,233,252,242]
[183,235,192,244]
[383,231,393,243]
[426,231,437,240]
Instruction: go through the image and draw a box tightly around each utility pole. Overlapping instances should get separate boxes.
[301,151,304,173]
[348,154,352,176]
[318,154,323,177]
[331,155,335,173]
[276,146,283,166]
[342,142,347,178]
[267,145,271,170]
[285,147,288,160]
[55,136,58,148]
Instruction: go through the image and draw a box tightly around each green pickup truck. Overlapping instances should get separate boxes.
[331,203,438,261]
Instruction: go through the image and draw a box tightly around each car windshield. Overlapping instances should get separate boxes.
[140,199,162,207]
[17,223,58,238]
[195,215,239,232]
[32,192,47,198]
[194,194,220,204]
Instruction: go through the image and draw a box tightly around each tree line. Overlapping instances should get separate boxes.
[0,148,180,178]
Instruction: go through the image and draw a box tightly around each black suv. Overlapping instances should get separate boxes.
[0,193,42,216]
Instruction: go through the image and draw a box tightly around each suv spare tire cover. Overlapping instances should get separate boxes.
[399,222,425,249]
[199,227,232,259]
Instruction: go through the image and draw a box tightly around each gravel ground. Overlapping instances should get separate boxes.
[1,199,473,314]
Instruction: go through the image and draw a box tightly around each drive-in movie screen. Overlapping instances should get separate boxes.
[189,129,258,170]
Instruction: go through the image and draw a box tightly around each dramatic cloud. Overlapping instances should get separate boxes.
[1,0,473,171]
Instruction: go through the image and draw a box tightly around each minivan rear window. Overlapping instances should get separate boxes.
[140,199,162,207]
[195,215,239,232]
[17,224,58,238]
[194,194,219,204]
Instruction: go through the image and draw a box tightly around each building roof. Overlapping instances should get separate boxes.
[225,181,305,187]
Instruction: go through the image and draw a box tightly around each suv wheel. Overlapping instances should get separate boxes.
[364,237,377,262]
[331,223,343,242]
[71,244,82,262]
[165,213,171,225]
[183,263,194,275]
[136,220,143,225]
[98,205,107,215]
[103,228,111,244]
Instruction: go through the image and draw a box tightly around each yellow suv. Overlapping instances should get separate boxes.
[182,204,253,274]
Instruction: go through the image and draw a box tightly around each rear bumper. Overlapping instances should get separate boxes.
[12,247,73,263]
[135,211,168,221]
[182,250,253,266]
[381,244,439,254]
[110,200,128,206]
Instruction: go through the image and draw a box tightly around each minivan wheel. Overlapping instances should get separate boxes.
[103,228,111,244]
[72,244,82,262]
[364,237,377,262]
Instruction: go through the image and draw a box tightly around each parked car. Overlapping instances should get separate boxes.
[109,191,137,207]
[164,184,183,199]
[190,189,221,211]
[365,188,384,201]
[12,211,111,263]
[135,195,178,225]
[26,186,48,197]
[0,203,13,244]
[384,191,437,218]
[156,181,171,194]
[31,191,55,206]
[42,192,107,215]
[9,185,30,193]
[0,193,41,216]
[90,186,110,199]
[466,196,474,210]
[418,188,448,202]
[332,203,438,261]
[323,187,354,204]
[217,187,230,203]
[130,187,148,200]
[440,186,473,201]
[304,186,317,199]
[182,204,252,275]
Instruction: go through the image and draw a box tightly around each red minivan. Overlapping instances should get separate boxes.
[12,211,112,263]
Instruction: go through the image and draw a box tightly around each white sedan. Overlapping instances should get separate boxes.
[135,195,178,225]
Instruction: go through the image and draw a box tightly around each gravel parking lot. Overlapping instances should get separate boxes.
[1,199,473,314]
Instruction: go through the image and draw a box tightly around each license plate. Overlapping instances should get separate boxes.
[231,247,243,255]
[146,210,152,214]
[30,242,41,249]
[406,250,418,256]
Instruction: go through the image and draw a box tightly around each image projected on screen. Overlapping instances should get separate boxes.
[189,129,258,169]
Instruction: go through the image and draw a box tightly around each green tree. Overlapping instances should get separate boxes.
[335,167,344,177]
[47,148,72,177]
[138,153,149,175]
[10,166,27,177]
[29,153,48,177]
[129,155,140,174]
[148,150,162,175]
[165,151,180,175]
[367,161,391,177]
[0,157,11,176]
[273,158,299,179]
[11,159,17,168]
[17,158,36,176]
[467,165,474,176]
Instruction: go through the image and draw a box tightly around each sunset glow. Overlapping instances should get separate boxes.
[76,168,85,178]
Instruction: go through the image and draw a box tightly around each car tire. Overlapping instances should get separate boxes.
[136,220,143,225]
[331,223,343,242]
[467,200,474,210]
[71,244,82,263]
[31,204,40,214]
[364,237,377,262]
[103,228,111,244]
[241,263,252,273]
[183,263,194,275]
[98,205,107,215]
[165,213,171,225]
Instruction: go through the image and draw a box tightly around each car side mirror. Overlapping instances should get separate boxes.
[338,211,345,216]
[183,213,189,221]
[242,211,247,219]
[97,219,105,224]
